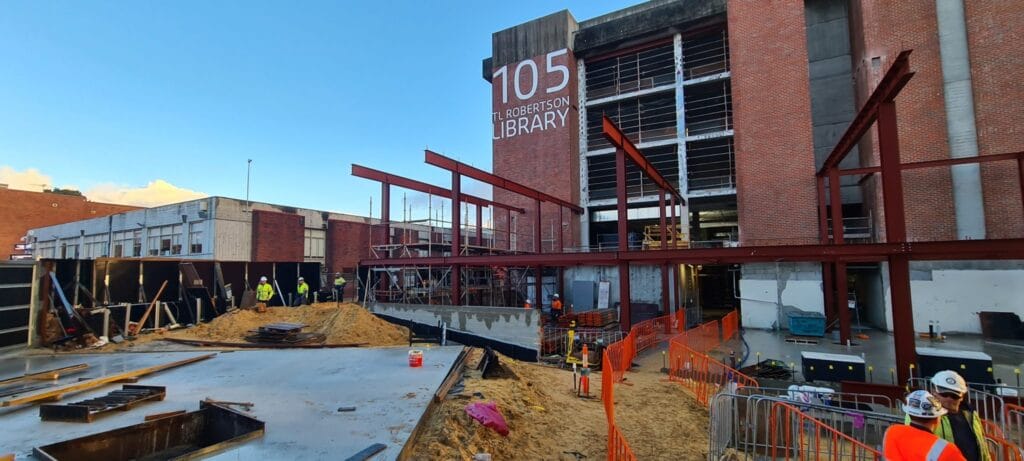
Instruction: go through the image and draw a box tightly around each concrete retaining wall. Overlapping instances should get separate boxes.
[368,302,541,350]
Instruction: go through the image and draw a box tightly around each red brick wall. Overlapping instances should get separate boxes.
[849,1,957,242]
[965,2,1024,239]
[250,210,303,262]
[0,188,137,260]
[491,48,580,252]
[728,0,819,246]
[326,219,378,274]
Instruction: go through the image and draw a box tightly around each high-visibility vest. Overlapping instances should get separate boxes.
[256,282,274,302]
[334,276,346,287]
[552,300,563,311]
[903,407,991,461]
[884,423,967,461]
[297,282,309,295]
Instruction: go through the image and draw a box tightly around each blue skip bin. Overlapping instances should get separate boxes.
[788,312,826,337]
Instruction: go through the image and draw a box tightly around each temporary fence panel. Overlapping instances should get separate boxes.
[722,310,739,342]
[1007,404,1024,452]
[732,386,896,415]
[540,326,623,356]
[669,336,759,405]
[709,394,884,460]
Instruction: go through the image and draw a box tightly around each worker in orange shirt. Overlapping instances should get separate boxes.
[523,299,532,309]
[884,390,966,461]
[550,293,563,322]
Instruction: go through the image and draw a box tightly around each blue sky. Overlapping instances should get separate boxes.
[0,0,634,218]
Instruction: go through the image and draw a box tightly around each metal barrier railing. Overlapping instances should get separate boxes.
[539,326,623,356]
[1007,404,1024,452]
[709,393,885,460]
[731,386,896,415]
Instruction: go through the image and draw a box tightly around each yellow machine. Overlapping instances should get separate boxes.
[642,224,688,249]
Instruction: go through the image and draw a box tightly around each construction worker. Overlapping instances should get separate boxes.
[255,276,273,313]
[884,390,966,461]
[333,272,347,302]
[295,277,309,306]
[550,293,563,322]
[924,370,990,461]
[523,299,532,309]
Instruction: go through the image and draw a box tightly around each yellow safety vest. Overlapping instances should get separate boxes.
[297,282,309,295]
[334,276,346,287]
[256,282,274,301]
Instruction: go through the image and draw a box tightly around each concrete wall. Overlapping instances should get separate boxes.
[739,262,824,329]
[369,302,541,350]
[564,265,668,310]
[880,261,1024,334]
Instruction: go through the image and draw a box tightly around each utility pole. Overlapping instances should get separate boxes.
[245,159,252,210]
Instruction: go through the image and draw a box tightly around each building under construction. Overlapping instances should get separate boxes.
[3,0,1023,459]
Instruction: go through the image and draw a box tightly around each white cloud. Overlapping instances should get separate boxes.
[85,180,207,207]
[0,166,53,192]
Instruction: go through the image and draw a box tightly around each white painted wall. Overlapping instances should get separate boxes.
[882,266,1024,334]
[740,279,825,329]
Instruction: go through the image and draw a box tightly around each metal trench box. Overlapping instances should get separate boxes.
[33,402,265,461]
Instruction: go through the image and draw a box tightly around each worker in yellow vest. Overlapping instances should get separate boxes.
[295,277,309,306]
[885,390,966,461]
[255,276,273,313]
[333,273,347,303]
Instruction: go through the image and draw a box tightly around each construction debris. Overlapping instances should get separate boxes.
[39,385,166,423]
[244,322,326,345]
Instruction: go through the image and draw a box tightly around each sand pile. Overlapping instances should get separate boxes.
[407,347,712,460]
[174,302,409,346]
[408,349,608,460]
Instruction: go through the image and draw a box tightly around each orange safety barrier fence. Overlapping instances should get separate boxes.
[668,334,759,405]
[767,401,883,460]
[721,310,739,342]
[1006,404,1024,455]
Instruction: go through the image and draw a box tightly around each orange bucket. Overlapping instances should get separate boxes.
[408,350,423,367]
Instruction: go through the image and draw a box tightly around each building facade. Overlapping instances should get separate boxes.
[28,196,377,276]
[485,0,1023,333]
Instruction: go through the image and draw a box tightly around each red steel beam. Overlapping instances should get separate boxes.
[424,150,583,214]
[818,50,914,176]
[361,239,1024,267]
[837,151,1024,177]
[601,116,685,204]
[352,164,525,214]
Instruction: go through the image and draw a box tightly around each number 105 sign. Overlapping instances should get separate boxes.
[492,49,575,140]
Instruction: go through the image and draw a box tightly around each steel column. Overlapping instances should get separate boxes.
[476,205,482,247]
[616,148,628,251]
[829,169,851,344]
[451,172,461,305]
[878,101,915,384]
[817,176,828,243]
[381,182,390,245]
[558,207,564,252]
[534,265,543,311]
[535,199,542,253]
[659,189,667,246]
[506,208,512,251]
[661,262,670,314]
[619,261,631,331]
[670,196,677,248]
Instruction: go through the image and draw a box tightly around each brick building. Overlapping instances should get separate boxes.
[483,0,1023,334]
[0,186,137,261]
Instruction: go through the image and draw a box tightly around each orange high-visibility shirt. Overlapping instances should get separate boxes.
[883,424,966,461]
[552,300,563,311]
[524,301,531,309]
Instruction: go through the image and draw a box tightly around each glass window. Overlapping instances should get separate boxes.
[189,222,203,254]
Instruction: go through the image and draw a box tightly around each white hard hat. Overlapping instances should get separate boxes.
[553,294,559,298]
[931,370,968,395]
[903,390,948,419]
[298,277,304,281]
[526,299,532,303]
[259,276,268,282]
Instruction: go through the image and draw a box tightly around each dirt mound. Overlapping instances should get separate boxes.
[173,302,408,346]
[407,347,711,460]
[407,349,608,460]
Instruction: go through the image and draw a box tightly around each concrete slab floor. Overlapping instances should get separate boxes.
[735,329,1024,386]
[0,346,463,460]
